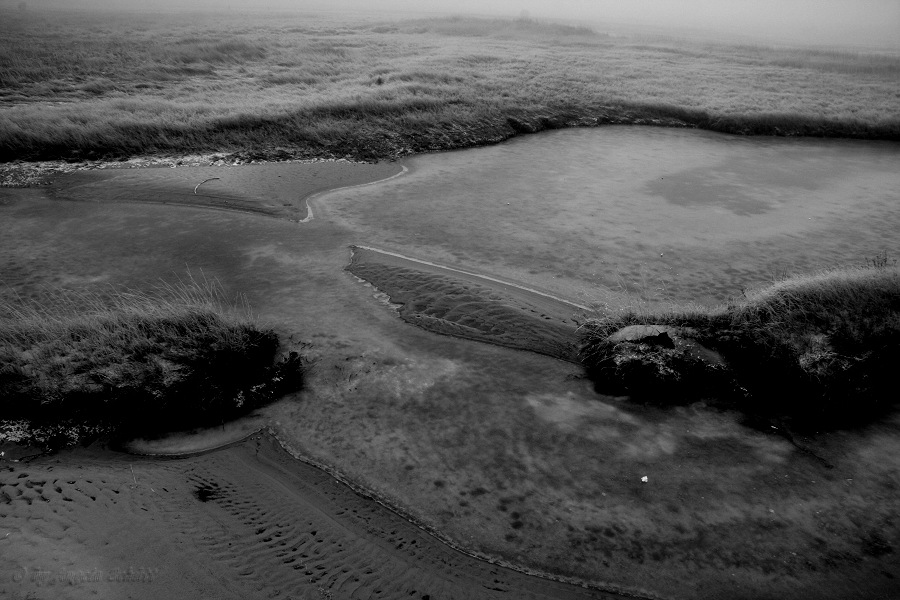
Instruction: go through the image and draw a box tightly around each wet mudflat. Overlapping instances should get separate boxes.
[2,128,899,600]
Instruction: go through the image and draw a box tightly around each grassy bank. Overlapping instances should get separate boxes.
[579,259,900,430]
[1,10,899,164]
[0,279,304,446]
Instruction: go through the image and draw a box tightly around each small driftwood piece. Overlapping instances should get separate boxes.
[193,177,220,194]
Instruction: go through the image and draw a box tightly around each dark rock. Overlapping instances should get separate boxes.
[587,324,734,401]
[608,325,724,366]
[608,325,674,347]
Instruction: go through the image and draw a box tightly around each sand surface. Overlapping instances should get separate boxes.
[347,246,582,362]
[47,160,403,221]
[1,432,625,600]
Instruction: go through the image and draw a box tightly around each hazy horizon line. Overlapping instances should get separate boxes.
[3,0,899,51]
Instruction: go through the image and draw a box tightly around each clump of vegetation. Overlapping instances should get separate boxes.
[579,258,900,430]
[0,278,304,445]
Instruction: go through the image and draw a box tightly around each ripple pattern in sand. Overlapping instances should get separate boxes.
[347,247,582,363]
[0,433,628,600]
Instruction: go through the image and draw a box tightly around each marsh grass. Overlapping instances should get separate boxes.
[1,10,898,163]
[0,277,304,443]
[579,262,900,429]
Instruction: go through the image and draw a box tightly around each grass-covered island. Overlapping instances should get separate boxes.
[0,279,304,448]
[579,257,900,431]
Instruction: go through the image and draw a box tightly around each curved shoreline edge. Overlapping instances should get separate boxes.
[298,165,409,223]
[5,115,898,189]
[3,104,900,172]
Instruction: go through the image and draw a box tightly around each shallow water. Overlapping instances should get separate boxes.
[323,126,900,307]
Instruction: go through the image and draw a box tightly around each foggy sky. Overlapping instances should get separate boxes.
[12,0,900,48]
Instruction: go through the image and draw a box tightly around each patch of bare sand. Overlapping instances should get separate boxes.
[0,432,623,600]
[46,160,403,221]
[347,246,584,362]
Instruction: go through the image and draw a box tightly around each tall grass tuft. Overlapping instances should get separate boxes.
[579,262,900,430]
[0,277,304,442]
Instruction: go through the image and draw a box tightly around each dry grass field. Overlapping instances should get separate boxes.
[1,9,899,163]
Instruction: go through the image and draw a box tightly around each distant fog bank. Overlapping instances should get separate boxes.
[4,0,898,49]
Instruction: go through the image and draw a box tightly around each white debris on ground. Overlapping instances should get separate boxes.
[0,154,361,188]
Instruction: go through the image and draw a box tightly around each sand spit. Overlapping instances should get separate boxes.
[43,160,403,222]
[347,246,584,362]
[0,432,632,600]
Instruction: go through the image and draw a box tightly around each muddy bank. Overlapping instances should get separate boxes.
[3,105,897,171]
[42,159,403,221]
[347,245,583,362]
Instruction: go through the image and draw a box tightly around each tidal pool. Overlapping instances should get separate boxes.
[321,126,900,307]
